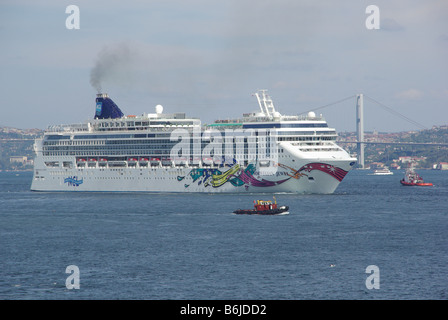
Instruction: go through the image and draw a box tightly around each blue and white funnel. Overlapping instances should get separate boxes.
[94,93,124,119]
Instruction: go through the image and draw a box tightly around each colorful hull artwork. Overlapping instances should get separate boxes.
[177,161,348,190]
[297,163,349,182]
[64,176,84,187]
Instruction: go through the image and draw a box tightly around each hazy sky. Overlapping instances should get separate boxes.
[1,0,447,132]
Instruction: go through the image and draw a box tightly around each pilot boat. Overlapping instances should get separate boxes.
[233,197,289,215]
[400,164,433,186]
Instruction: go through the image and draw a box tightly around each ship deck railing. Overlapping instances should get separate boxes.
[211,114,325,125]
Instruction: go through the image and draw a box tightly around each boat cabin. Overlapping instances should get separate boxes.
[254,200,277,211]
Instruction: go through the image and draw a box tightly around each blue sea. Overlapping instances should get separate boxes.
[0,170,447,300]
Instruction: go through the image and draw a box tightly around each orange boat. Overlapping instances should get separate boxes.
[400,164,433,186]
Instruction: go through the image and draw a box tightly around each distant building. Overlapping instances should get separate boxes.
[9,156,33,166]
[368,162,385,169]
[434,162,448,170]
[399,156,426,163]
[390,163,401,170]
[10,156,28,164]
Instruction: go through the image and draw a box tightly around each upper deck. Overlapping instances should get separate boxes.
[208,90,329,130]
[44,90,333,138]
[45,99,201,135]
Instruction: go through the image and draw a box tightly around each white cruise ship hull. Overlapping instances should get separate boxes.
[31,156,355,194]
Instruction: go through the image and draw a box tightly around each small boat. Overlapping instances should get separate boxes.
[400,164,433,186]
[371,167,393,175]
[234,197,289,215]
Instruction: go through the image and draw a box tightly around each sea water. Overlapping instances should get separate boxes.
[0,170,446,300]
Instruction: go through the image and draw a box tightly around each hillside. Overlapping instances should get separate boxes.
[0,127,42,171]
[338,125,448,168]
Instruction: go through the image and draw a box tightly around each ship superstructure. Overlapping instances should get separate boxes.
[31,90,356,193]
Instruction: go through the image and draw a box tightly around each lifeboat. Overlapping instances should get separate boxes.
[174,157,188,166]
[150,157,160,166]
[161,157,172,166]
[127,158,138,166]
[202,157,213,166]
[87,158,97,167]
[213,156,223,165]
[234,197,289,215]
[139,157,149,165]
[76,158,86,167]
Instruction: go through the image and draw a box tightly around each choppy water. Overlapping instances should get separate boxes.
[0,170,447,300]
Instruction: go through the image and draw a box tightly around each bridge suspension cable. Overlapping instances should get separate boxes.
[298,95,356,116]
[364,95,427,130]
[300,94,427,131]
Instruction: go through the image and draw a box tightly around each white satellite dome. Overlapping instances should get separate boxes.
[155,105,163,114]
[307,111,316,118]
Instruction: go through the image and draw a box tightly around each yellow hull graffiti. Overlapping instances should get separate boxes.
[211,164,241,187]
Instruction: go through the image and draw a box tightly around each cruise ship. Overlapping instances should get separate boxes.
[31,90,356,193]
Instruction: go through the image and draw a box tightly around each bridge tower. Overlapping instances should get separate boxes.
[356,94,365,168]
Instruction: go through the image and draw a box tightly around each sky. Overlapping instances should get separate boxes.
[0,0,447,132]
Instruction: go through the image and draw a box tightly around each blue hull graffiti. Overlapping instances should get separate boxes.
[64,176,83,187]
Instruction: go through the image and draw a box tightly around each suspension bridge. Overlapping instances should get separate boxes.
[302,94,448,168]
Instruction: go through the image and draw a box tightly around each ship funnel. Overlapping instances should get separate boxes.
[97,93,109,99]
[94,93,124,119]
